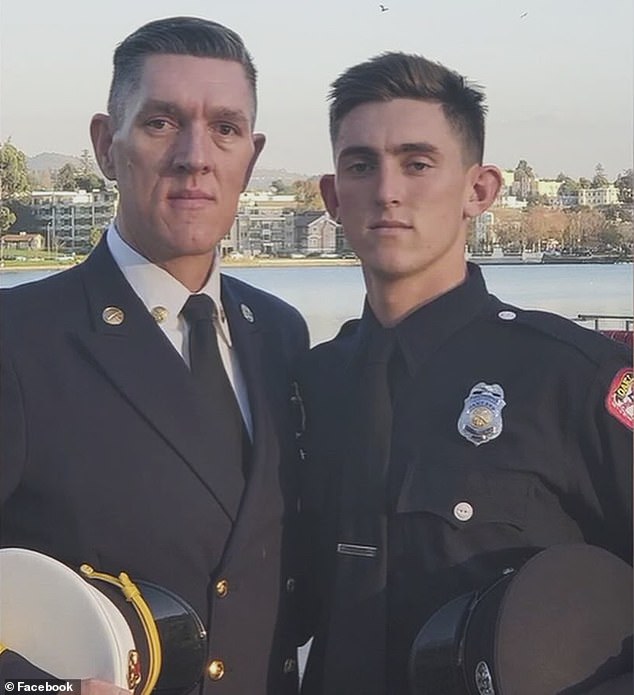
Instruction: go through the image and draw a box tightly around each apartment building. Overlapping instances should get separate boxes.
[26,189,117,253]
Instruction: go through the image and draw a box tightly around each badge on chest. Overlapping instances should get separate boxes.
[457,382,506,447]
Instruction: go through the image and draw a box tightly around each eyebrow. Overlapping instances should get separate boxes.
[338,142,441,159]
[136,100,251,126]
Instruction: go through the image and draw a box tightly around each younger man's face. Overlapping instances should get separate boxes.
[321,98,482,288]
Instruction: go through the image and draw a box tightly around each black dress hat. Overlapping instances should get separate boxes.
[409,544,632,695]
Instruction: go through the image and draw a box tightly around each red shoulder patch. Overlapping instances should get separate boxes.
[605,367,634,430]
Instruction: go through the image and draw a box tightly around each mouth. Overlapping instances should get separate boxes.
[167,190,215,209]
[368,220,412,231]
[168,190,214,201]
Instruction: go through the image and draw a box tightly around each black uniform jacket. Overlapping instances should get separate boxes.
[298,263,632,695]
[0,239,309,695]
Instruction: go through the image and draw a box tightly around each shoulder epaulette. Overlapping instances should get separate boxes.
[487,297,630,367]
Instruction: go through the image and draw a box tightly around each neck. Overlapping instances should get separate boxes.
[364,262,468,327]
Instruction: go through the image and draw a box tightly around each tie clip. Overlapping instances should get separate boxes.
[336,543,378,558]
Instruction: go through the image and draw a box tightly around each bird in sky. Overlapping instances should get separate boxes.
[379,4,389,11]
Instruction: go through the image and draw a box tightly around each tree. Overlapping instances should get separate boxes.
[591,163,609,188]
[270,178,292,195]
[292,178,323,210]
[54,163,78,191]
[75,149,106,191]
[0,140,30,200]
[564,209,606,249]
[614,169,633,204]
[0,205,16,233]
[556,174,579,196]
[75,171,106,191]
[79,148,94,175]
[89,226,104,248]
[521,206,567,248]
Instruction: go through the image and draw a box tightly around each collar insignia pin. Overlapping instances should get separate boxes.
[457,382,506,447]
[102,306,125,326]
[151,306,168,324]
[240,303,255,323]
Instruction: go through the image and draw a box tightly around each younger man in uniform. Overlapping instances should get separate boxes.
[298,52,632,695]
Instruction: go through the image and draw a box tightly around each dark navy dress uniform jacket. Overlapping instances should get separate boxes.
[298,263,632,695]
[0,239,309,695]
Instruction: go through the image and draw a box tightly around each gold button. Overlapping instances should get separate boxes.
[285,577,296,593]
[151,306,168,323]
[283,658,296,674]
[208,660,225,681]
[215,579,229,598]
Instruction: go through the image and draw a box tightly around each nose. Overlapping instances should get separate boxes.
[374,161,402,208]
[172,125,213,175]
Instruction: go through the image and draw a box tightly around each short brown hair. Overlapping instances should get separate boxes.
[328,52,487,164]
[108,16,258,127]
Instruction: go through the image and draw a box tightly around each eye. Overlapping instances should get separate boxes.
[346,161,373,175]
[407,160,430,173]
[216,122,239,137]
[145,118,174,132]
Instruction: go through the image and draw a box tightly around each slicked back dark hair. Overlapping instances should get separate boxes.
[108,16,257,127]
[328,52,487,164]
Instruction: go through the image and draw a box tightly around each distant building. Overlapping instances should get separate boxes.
[473,211,495,245]
[22,190,117,253]
[227,191,299,255]
[304,213,338,255]
[500,170,515,192]
[497,195,527,209]
[511,167,537,200]
[1,232,44,251]
[536,179,562,201]
[577,186,620,207]
[557,191,579,207]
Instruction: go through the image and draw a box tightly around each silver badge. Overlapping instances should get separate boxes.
[240,303,255,323]
[475,661,495,695]
[457,382,506,447]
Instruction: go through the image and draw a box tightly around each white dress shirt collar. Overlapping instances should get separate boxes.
[106,223,232,346]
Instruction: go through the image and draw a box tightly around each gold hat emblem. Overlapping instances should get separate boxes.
[102,306,125,325]
[151,306,168,323]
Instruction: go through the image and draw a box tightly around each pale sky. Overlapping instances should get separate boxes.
[1,0,632,180]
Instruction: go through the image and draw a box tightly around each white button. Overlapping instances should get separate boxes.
[498,310,517,321]
[453,501,474,521]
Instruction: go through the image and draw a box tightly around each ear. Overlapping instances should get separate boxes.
[242,133,266,190]
[90,114,117,181]
[319,174,340,220]
[464,164,502,219]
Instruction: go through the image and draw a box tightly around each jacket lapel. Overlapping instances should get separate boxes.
[221,278,273,469]
[72,241,239,521]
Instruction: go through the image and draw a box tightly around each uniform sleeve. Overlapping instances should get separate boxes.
[0,650,54,680]
[573,354,632,564]
[0,348,26,506]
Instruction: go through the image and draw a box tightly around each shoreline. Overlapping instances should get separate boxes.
[1,257,631,273]
[0,257,362,272]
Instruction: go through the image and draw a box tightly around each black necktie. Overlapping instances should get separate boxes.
[323,328,395,695]
[181,294,247,516]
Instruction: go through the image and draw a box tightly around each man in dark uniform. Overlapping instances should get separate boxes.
[297,52,632,695]
[0,17,308,695]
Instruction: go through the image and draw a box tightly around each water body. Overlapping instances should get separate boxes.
[2,263,632,345]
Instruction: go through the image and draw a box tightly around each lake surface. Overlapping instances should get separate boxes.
[2,263,632,345]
